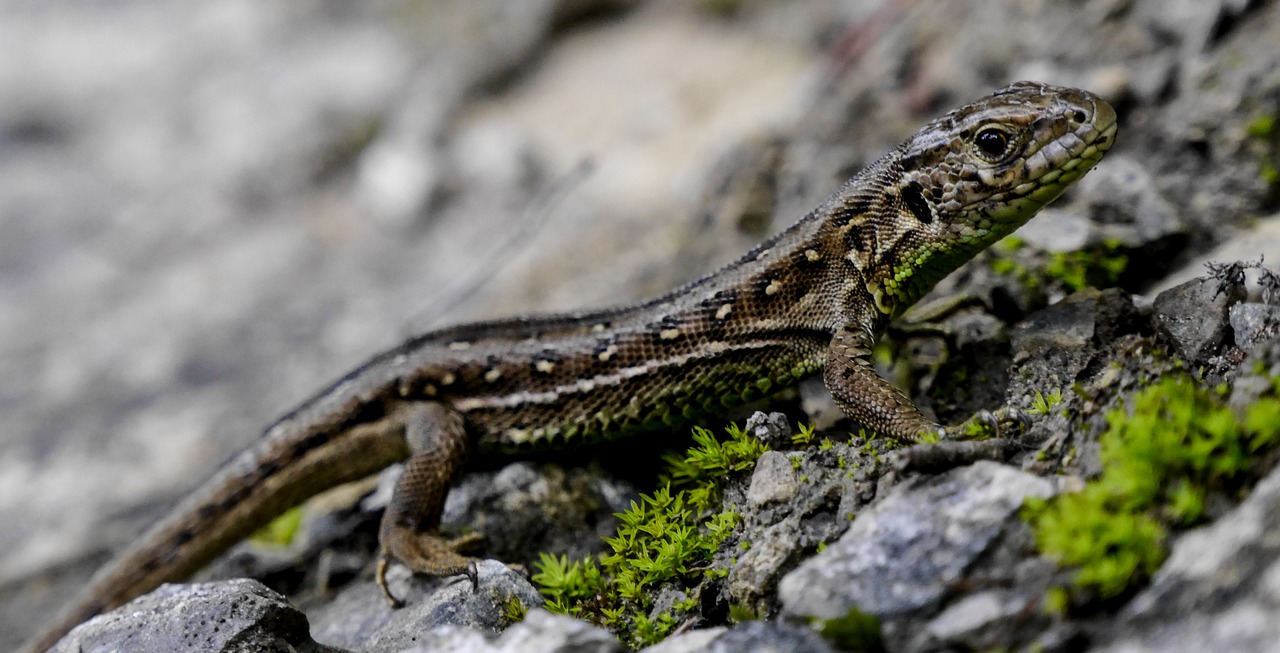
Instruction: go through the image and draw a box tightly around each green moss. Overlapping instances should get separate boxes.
[812,606,886,653]
[1025,374,1280,602]
[535,421,766,647]
[249,505,304,547]
[728,603,760,623]
[1043,239,1129,291]
[788,419,819,445]
[1247,114,1276,139]
[989,235,1129,292]
[663,423,768,512]
[1029,388,1063,416]
[501,595,529,624]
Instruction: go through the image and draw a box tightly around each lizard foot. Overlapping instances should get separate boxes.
[894,406,1030,474]
[377,530,486,607]
[938,406,1029,441]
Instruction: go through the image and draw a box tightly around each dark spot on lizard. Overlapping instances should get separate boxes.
[902,181,934,224]
[845,225,875,254]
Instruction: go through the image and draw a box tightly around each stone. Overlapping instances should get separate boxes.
[309,560,542,652]
[1090,465,1280,653]
[395,609,621,653]
[1152,275,1242,362]
[746,451,800,507]
[50,579,318,653]
[779,462,1055,622]
[1230,302,1280,349]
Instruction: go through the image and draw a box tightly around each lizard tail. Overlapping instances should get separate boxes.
[21,412,411,653]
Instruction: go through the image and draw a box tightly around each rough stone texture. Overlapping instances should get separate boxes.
[1089,464,1280,653]
[1231,302,1280,349]
[636,627,727,653]
[309,560,541,652]
[746,451,800,507]
[437,462,637,570]
[394,610,621,653]
[704,621,837,653]
[727,516,804,613]
[1152,275,1243,362]
[50,579,319,653]
[779,462,1055,623]
[1009,288,1144,392]
[744,411,794,450]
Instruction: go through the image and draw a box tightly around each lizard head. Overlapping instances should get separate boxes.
[867,81,1117,316]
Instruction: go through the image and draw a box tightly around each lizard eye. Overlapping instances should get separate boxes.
[973,128,1010,159]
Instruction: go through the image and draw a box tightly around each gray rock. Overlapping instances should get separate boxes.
[1090,464,1280,653]
[727,517,803,612]
[1152,276,1243,362]
[395,609,621,653]
[746,451,800,507]
[1010,288,1143,387]
[924,590,1028,649]
[1069,155,1186,251]
[309,560,542,652]
[637,627,727,653]
[51,579,322,653]
[438,462,635,570]
[1230,302,1280,349]
[744,411,793,449]
[779,462,1055,623]
[706,621,837,653]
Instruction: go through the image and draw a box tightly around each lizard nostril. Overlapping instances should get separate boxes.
[1072,109,1087,123]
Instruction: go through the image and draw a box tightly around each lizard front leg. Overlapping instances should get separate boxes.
[376,401,481,607]
[824,323,940,441]
[824,323,1025,469]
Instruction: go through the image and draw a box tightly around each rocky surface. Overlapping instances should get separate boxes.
[779,462,1059,651]
[1090,460,1280,653]
[7,0,1280,652]
[50,579,328,653]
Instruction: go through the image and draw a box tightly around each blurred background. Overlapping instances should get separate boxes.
[2,0,1278,647]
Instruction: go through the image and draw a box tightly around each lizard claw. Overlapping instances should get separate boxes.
[466,560,480,591]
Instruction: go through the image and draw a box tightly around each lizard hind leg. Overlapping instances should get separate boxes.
[375,401,480,607]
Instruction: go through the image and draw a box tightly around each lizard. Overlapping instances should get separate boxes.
[22,81,1116,653]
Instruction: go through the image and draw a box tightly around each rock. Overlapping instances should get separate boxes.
[1069,156,1187,254]
[308,560,542,652]
[924,590,1028,649]
[779,462,1055,642]
[744,411,793,449]
[637,627,726,653]
[1152,275,1243,362]
[746,451,800,507]
[727,517,803,612]
[437,462,636,570]
[704,621,837,653]
[395,609,621,653]
[50,579,320,653]
[1230,302,1280,349]
[1010,288,1144,388]
[1089,464,1280,653]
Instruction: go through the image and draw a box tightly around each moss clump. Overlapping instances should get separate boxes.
[1025,374,1280,601]
[250,505,305,547]
[990,235,1130,293]
[534,422,766,647]
[812,606,886,653]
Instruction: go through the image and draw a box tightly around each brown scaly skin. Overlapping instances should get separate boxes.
[23,81,1116,653]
